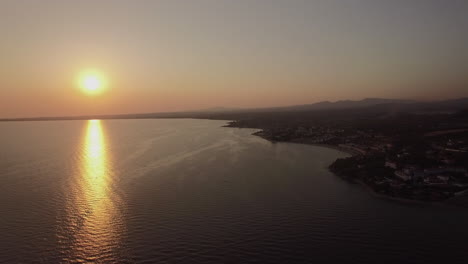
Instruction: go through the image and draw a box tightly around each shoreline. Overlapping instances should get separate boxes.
[227,124,465,207]
[353,179,440,206]
[301,143,360,156]
[249,130,360,156]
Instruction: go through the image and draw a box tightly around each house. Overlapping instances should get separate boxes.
[385,161,397,169]
[395,170,411,181]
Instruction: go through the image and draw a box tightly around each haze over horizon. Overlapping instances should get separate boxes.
[1,0,467,118]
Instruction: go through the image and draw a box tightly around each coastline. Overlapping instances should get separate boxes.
[299,143,360,157]
[249,130,359,156]
[226,123,465,206]
[353,179,439,206]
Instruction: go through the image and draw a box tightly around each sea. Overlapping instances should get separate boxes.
[0,119,467,263]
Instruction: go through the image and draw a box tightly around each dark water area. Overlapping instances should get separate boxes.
[0,119,467,263]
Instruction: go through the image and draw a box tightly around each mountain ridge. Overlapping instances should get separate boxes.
[1,97,467,121]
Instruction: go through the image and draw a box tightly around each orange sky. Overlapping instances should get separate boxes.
[1,0,467,118]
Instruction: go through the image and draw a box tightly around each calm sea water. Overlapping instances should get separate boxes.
[0,119,467,263]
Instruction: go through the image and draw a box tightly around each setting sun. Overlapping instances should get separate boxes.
[78,70,108,95]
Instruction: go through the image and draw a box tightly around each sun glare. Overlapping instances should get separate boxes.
[78,70,108,95]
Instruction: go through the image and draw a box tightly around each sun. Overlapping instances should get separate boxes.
[78,70,108,95]
[83,76,101,91]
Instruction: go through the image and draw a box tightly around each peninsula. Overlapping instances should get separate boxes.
[220,99,468,203]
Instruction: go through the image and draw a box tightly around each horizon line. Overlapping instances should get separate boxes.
[1,97,467,121]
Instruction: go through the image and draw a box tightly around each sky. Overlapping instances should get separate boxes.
[1,0,467,118]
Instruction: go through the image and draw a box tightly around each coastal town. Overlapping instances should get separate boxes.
[225,109,468,202]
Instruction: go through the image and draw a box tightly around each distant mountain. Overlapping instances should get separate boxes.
[2,98,467,122]
[221,98,468,113]
[217,98,415,114]
[266,98,415,112]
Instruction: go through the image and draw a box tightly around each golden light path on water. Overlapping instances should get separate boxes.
[61,120,123,262]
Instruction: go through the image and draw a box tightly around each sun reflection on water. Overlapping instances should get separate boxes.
[84,120,108,202]
[61,120,122,262]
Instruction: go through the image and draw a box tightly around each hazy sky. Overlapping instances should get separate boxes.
[1,0,467,118]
